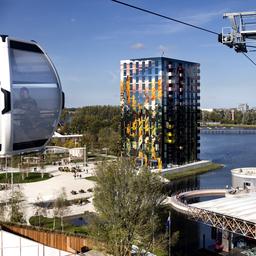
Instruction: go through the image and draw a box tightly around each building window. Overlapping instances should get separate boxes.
[124,63,127,69]
[155,68,158,75]
[136,62,139,68]
[130,62,133,69]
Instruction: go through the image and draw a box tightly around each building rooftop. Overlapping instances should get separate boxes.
[191,192,256,223]
[121,56,199,65]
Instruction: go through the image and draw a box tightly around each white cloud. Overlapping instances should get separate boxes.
[131,42,145,49]
[181,9,226,25]
[129,9,226,36]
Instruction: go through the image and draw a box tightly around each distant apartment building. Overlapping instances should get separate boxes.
[231,108,236,121]
[238,103,249,113]
[120,57,200,169]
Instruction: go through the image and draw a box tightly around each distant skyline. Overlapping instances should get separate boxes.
[1,0,256,108]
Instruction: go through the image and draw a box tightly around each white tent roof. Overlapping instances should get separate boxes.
[191,192,256,223]
[53,132,82,138]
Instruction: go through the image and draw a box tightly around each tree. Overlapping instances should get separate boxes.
[63,139,77,148]
[93,158,167,256]
[98,128,121,156]
[53,188,69,231]
[0,196,6,222]
[39,159,46,179]
[34,194,47,227]
[9,187,26,223]
[81,132,97,152]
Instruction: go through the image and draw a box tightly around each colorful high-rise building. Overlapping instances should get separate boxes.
[120,57,200,169]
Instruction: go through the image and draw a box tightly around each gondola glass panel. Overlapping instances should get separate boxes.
[10,44,61,152]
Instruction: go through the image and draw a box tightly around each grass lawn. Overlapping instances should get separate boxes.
[164,163,224,181]
[29,211,100,235]
[0,172,52,184]
[29,216,73,231]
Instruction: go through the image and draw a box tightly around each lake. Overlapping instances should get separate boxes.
[171,133,256,256]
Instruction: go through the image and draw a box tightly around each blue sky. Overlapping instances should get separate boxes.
[1,0,256,108]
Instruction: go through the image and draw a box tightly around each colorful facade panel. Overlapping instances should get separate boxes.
[121,57,200,168]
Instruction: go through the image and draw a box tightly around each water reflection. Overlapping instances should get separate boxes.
[167,176,199,196]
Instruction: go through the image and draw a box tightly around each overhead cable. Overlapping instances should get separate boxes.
[111,0,219,35]
[242,52,256,67]
[112,0,256,68]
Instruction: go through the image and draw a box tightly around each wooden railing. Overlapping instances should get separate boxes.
[1,222,103,253]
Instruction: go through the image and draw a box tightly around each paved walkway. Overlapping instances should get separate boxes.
[0,162,97,221]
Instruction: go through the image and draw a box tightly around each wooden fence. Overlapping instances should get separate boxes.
[1,222,103,253]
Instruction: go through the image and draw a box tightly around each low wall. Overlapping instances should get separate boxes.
[168,189,226,214]
[157,160,212,175]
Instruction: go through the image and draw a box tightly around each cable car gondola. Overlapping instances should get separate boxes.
[0,35,64,156]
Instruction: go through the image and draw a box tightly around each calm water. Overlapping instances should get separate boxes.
[172,133,256,256]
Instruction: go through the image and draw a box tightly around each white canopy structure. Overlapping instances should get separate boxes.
[192,192,256,223]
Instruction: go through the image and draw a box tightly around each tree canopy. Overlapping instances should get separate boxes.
[53,106,121,155]
[93,158,167,256]
[202,109,256,125]
[59,106,120,135]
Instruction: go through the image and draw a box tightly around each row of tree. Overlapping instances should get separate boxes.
[202,109,256,125]
[59,106,120,134]
[0,186,69,232]
[52,106,121,155]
